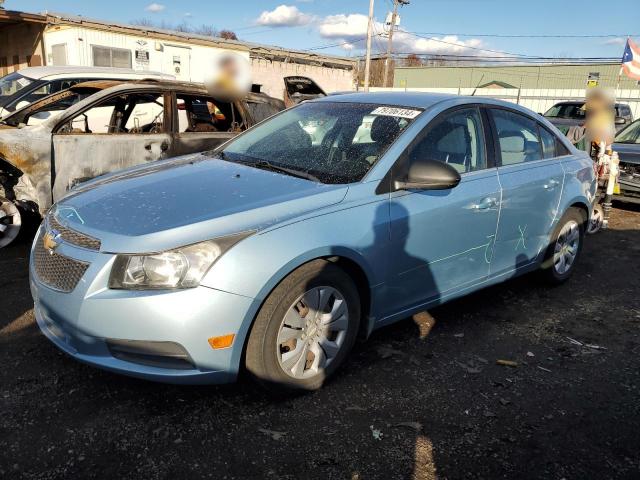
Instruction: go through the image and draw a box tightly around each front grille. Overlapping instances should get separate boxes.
[33,232,90,293]
[48,214,101,251]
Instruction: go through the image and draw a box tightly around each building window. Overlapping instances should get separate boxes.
[92,45,132,69]
[51,44,68,66]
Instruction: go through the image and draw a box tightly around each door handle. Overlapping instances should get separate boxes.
[472,197,498,210]
[544,179,560,190]
[144,143,152,150]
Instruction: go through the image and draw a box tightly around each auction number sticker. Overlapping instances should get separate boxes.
[371,106,422,119]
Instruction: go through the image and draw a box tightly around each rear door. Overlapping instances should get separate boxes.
[171,92,248,155]
[51,90,171,201]
[488,108,565,276]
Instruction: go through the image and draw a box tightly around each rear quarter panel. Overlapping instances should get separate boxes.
[558,151,597,221]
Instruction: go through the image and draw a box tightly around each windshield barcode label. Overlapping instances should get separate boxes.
[371,107,421,119]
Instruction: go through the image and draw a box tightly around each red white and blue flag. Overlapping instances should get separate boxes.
[621,38,640,80]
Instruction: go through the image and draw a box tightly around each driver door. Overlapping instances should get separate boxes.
[51,91,171,202]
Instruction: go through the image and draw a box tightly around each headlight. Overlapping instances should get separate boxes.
[108,232,252,290]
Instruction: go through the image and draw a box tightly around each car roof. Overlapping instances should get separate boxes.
[313,91,537,112]
[15,66,172,80]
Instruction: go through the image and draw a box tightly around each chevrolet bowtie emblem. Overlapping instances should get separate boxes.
[43,229,61,253]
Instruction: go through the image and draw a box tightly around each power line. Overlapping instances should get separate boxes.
[399,31,640,39]
[400,30,539,58]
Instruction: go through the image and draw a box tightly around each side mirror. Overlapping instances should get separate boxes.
[615,116,626,125]
[394,159,461,191]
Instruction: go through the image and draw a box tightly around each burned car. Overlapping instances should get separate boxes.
[283,76,326,108]
[0,80,284,247]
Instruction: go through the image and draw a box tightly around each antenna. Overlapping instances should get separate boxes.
[470,74,485,96]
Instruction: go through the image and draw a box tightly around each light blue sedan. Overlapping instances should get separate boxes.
[30,93,596,391]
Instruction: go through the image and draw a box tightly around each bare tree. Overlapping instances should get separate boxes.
[404,54,423,67]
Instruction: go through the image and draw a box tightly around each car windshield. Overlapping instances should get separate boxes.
[0,72,35,103]
[544,103,585,119]
[220,101,419,184]
[615,120,640,144]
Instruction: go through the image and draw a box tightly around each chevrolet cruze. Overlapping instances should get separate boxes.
[30,93,596,391]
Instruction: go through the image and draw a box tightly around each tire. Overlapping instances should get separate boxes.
[245,259,360,392]
[540,208,585,285]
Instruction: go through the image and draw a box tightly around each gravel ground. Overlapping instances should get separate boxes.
[1,205,639,480]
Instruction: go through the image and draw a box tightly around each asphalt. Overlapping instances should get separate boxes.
[1,204,639,479]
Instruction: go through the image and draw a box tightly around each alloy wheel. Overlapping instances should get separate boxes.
[553,219,580,275]
[0,197,21,248]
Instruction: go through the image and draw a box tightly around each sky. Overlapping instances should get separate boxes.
[12,0,640,59]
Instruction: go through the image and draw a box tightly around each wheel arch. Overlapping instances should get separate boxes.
[233,247,376,376]
[0,157,40,209]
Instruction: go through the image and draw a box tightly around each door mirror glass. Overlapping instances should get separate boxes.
[395,158,461,191]
[615,116,626,125]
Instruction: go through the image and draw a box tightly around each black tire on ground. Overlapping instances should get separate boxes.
[540,208,586,285]
[245,259,360,392]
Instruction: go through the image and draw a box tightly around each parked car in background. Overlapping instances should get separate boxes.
[0,66,174,119]
[543,100,634,132]
[0,80,283,247]
[612,118,640,204]
[30,93,596,392]
[283,76,326,108]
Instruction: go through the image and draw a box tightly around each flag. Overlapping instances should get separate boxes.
[621,38,640,81]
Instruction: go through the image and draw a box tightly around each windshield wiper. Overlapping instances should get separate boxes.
[246,159,321,183]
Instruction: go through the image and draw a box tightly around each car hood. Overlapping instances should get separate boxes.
[613,142,640,165]
[54,154,349,253]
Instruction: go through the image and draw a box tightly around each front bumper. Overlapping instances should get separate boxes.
[29,230,257,385]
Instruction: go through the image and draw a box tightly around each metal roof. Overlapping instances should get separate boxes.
[42,12,355,70]
[15,66,173,80]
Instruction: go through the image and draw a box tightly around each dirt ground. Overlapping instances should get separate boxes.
[1,205,639,480]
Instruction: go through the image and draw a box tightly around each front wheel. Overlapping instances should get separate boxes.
[0,196,22,248]
[245,260,360,392]
[541,208,585,284]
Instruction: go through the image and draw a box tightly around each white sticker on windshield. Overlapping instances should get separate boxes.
[371,106,421,119]
[16,78,31,87]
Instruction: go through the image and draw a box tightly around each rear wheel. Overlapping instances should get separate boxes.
[541,208,585,284]
[587,204,603,235]
[245,260,360,392]
[0,196,21,248]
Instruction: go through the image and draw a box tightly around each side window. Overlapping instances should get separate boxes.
[492,109,543,166]
[58,92,165,134]
[408,107,486,174]
[538,126,558,159]
[176,94,246,133]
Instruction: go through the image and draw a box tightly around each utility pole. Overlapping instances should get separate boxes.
[382,0,409,88]
[363,0,375,92]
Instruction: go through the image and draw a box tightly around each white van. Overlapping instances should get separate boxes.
[0,66,174,119]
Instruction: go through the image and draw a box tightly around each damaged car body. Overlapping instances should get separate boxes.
[0,80,285,247]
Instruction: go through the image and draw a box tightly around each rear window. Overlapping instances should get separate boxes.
[544,103,585,120]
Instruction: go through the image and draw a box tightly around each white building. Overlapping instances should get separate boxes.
[1,10,356,99]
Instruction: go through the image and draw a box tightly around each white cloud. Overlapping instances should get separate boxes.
[256,5,313,27]
[318,13,489,56]
[603,37,626,46]
[145,3,165,13]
